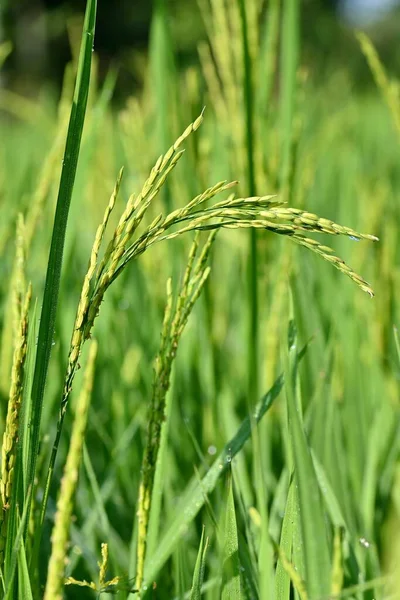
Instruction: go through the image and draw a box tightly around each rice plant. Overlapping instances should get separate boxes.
[1,0,399,599]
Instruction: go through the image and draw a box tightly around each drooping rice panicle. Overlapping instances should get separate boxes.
[42,112,378,535]
[112,194,377,298]
[52,113,378,433]
[288,234,376,297]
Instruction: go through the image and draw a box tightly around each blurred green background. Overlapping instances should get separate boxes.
[2,0,400,101]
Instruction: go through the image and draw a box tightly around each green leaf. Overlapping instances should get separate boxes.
[190,528,209,600]
[17,540,33,600]
[275,480,295,600]
[311,451,362,584]
[284,308,331,598]
[143,375,284,587]
[4,487,32,600]
[221,472,242,600]
[27,0,97,535]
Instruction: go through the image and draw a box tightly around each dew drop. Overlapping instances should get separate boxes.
[349,235,360,242]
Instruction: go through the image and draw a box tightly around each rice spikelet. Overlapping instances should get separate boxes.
[0,282,32,566]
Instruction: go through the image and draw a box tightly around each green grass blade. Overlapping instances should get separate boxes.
[221,472,243,600]
[143,375,284,587]
[279,0,299,193]
[26,0,97,529]
[82,444,111,537]
[361,403,395,537]
[275,480,295,600]
[190,528,209,600]
[284,310,331,598]
[17,540,33,600]
[311,451,362,583]
[311,452,347,530]
[4,487,32,600]
[237,0,259,409]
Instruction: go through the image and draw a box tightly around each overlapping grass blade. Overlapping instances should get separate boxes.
[4,487,32,600]
[17,540,33,600]
[143,375,283,588]
[284,306,331,597]
[189,528,209,600]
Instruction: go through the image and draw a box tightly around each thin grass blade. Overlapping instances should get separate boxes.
[284,303,331,597]
[26,0,97,528]
[189,528,209,600]
[221,472,243,600]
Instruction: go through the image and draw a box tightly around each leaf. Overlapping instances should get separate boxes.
[275,479,295,600]
[27,0,98,533]
[284,304,331,598]
[17,540,33,600]
[143,375,284,587]
[221,472,242,600]
[190,528,209,600]
[4,487,32,600]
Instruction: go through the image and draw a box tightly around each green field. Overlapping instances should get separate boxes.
[1,1,400,598]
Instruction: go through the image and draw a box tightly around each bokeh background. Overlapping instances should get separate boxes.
[2,0,400,100]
